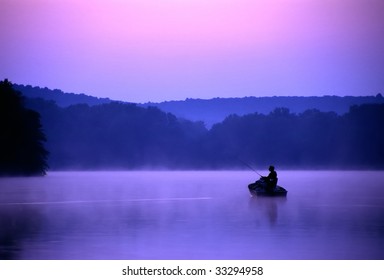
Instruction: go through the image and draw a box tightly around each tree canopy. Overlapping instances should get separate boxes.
[24,95,384,170]
[0,80,48,176]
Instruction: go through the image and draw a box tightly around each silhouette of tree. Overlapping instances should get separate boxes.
[0,79,48,176]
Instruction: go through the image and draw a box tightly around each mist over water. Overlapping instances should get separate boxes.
[0,171,383,260]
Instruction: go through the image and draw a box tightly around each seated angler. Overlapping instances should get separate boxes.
[263,165,278,192]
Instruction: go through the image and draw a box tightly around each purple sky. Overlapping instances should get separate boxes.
[1,0,384,103]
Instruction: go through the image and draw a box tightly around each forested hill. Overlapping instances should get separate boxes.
[15,84,383,128]
[23,97,384,170]
[24,97,207,170]
[3,81,384,171]
[145,95,384,127]
[14,84,113,107]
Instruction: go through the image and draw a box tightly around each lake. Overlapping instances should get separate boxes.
[0,171,383,260]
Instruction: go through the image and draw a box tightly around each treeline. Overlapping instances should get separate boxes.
[25,98,207,170]
[15,82,383,128]
[2,80,384,174]
[207,106,384,169]
[27,97,384,170]
[14,84,112,107]
[146,94,384,127]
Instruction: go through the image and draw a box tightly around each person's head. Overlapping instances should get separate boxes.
[269,165,275,171]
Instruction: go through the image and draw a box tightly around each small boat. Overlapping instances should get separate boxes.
[248,177,288,197]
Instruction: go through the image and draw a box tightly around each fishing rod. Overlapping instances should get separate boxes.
[237,158,263,177]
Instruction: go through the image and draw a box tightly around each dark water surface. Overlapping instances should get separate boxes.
[0,171,383,260]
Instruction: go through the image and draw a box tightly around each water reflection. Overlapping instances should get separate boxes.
[0,205,42,259]
[248,196,287,226]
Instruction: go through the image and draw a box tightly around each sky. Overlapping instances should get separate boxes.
[1,0,384,103]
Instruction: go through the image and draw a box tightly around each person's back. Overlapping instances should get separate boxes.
[266,166,278,191]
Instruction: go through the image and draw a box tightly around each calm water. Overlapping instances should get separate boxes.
[0,171,383,260]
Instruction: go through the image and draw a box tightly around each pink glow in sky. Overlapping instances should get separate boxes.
[1,0,384,102]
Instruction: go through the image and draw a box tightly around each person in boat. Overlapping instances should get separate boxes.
[262,165,278,192]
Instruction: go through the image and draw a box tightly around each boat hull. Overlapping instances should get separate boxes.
[248,181,288,197]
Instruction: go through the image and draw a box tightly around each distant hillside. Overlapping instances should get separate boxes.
[14,84,384,128]
[14,84,113,107]
[144,95,384,127]
[22,97,384,170]
[8,81,383,170]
